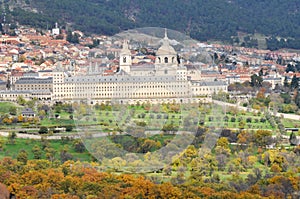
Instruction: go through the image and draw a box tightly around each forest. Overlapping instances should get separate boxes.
[2,0,300,49]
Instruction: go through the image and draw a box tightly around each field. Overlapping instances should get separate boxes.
[0,137,92,161]
[1,102,299,136]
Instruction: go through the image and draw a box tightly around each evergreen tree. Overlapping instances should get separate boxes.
[259,69,264,77]
[289,132,298,146]
[250,74,263,87]
[290,75,298,90]
[66,32,79,44]
[295,91,300,108]
[66,31,73,43]
[283,76,289,88]
[286,64,295,73]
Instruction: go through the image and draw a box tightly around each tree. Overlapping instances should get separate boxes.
[45,147,57,162]
[254,130,273,147]
[39,126,48,134]
[290,75,298,90]
[286,63,295,73]
[9,106,17,115]
[32,145,42,159]
[289,132,298,146]
[238,120,246,129]
[0,183,10,199]
[17,150,28,164]
[259,68,264,77]
[26,98,37,109]
[280,93,291,104]
[65,125,73,132]
[250,74,263,87]
[60,148,73,163]
[66,31,73,43]
[140,139,161,153]
[67,31,80,44]
[17,96,26,106]
[163,165,172,176]
[283,76,289,88]
[231,117,236,122]
[217,137,230,149]
[246,117,252,123]
[107,53,115,60]
[39,104,50,114]
[295,91,300,108]
[73,139,85,153]
[8,132,17,144]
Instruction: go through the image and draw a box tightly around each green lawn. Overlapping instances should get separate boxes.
[0,137,92,161]
[0,102,20,114]
[281,118,300,128]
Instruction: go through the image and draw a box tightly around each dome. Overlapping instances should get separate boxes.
[156,29,177,56]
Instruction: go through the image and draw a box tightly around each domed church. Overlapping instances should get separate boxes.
[119,29,181,77]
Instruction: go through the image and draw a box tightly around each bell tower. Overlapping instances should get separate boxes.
[119,40,132,73]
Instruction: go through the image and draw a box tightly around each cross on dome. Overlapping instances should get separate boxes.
[156,28,177,56]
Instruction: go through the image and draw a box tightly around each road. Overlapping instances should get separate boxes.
[0,131,80,140]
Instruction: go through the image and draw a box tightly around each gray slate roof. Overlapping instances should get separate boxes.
[191,81,227,86]
[65,74,178,84]
[15,77,53,84]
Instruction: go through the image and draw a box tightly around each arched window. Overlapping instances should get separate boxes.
[123,57,127,63]
[172,57,175,63]
[164,57,168,63]
[158,57,161,63]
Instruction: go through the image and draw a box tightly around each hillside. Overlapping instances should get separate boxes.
[2,0,300,46]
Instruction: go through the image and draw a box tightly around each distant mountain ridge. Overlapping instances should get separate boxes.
[2,0,300,44]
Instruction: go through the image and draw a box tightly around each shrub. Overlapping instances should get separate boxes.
[38,126,48,134]
[231,117,236,122]
[246,117,252,123]
[65,126,73,132]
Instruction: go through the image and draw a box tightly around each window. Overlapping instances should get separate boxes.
[164,57,168,63]
[123,57,126,63]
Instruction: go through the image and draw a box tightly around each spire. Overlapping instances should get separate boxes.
[122,40,128,49]
[121,40,131,55]
[162,28,170,46]
[164,28,168,39]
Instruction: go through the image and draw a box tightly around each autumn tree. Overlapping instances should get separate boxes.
[0,183,10,199]
[254,130,273,147]
[17,150,28,164]
[32,145,42,159]
[7,132,17,144]
[72,139,85,153]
